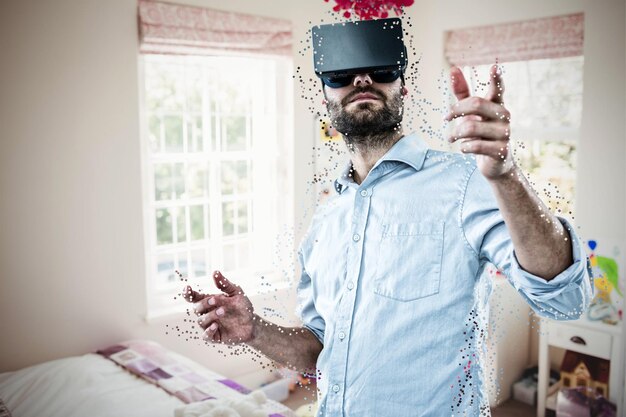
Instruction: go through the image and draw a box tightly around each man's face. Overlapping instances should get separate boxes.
[324,73,404,142]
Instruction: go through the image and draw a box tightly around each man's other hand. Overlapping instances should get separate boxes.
[183,271,256,344]
[445,64,516,180]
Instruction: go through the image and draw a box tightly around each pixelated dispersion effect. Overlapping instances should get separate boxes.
[166,8,582,413]
[324,0,415,20]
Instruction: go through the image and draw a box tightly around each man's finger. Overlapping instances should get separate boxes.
[444,97,510,122]
[459,138,510,161]
[202,322,220,343]
[213,270,242,297]
[485,64,505,104]
[182,286,207,303]
[450,66,471,101]
[197,306,225,330]
[448,120,510,144]
[193,294,224,316]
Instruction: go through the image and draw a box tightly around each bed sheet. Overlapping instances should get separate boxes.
[0,353,183,417]
[0,341,296,417]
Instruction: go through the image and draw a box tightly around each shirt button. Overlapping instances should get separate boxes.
[360,189,368,197]
[332,384,340,393]
[338,331,346,340]
[352,234,360,242]
[347,281,354,290]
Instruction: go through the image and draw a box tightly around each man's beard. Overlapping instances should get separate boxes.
[327,85,404,150]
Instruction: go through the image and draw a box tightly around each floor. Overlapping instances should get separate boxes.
[282,384,537,416]
[491,399,536,417]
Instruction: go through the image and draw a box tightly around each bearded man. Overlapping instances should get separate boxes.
[185,19,592,416]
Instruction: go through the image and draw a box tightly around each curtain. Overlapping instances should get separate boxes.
[444,13,583,67]
[138,0,292,56]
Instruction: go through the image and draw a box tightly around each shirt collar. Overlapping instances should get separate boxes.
[334,133,429,194]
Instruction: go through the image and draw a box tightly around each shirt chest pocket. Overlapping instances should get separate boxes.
[373,221,444,301]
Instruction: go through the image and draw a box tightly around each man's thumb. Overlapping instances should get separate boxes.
[213,270,241,296]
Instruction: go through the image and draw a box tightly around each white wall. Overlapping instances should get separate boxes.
[0,0,624,389]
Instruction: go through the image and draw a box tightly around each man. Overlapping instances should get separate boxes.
[185,19,592,416]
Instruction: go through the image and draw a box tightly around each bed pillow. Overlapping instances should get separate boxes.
[97,340,252,403]
[97,340,294,417]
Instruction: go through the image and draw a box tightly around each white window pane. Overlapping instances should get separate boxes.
[173,163,185,199]
[190,250,207,279]
[237,241,250,269]
[237,201,248,234]
[236,161,249,194]
[187,115,203,153]
[222,202,234,236]
[175,251,189,280]
[189,205,205,241]
[156,208,173,245]
[223,243,236,271]
[148,115,161,153]
[210,113,218,151]
[176,206,186,243]
[220,161,237,195]
[154,163,172,201]
[218,77,249,114]
[164,115,184,152]
[146,63,184,112]
[156,253,176,286]
[222,116,247,151]
[187,163,207,198]
[185,65,202,112]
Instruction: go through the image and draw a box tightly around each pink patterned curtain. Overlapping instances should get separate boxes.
[138,0,292,56]
[444,13,584,67]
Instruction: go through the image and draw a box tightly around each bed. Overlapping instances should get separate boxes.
[0,340,297,417]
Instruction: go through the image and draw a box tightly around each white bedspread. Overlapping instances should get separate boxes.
[176,390,274,417]
[0,353,183,417]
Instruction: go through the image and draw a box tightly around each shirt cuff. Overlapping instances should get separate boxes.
[303,324,325,345]
[508,217,591,303]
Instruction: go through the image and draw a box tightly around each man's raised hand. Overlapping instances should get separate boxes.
[445,64,516,180]
[183,271,256,344]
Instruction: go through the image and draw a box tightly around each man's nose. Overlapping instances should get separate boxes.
[352,73,373,87]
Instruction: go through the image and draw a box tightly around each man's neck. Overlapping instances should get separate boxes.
[345,130,404,184]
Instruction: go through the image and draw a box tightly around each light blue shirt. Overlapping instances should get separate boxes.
[296,133,593,416]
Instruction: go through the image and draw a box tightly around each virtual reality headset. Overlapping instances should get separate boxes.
[312,18,408,87]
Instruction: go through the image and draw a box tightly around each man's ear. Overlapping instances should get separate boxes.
[401,85,409,96]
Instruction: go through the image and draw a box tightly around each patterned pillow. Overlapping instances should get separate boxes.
[97,340,291,417]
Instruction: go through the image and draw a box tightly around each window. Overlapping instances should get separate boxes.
[459,56,583,219]
[140,54,293,317]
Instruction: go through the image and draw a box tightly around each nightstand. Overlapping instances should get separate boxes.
[537,318,623,417]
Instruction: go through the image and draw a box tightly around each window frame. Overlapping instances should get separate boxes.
[138,54,294,319]
[455,56,583,220]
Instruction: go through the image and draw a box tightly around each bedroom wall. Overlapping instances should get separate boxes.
[0,0,624,390]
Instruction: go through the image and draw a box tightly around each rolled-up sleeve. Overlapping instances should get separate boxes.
[508,217,593,319]
[461,166,594,320]
[295,248,325,344]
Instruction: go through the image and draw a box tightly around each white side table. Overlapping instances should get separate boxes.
[537,318,623,417]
